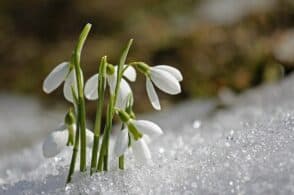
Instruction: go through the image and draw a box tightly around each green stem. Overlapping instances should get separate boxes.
[97,39,133,171]
[90,56,107,175]
[66,84,80,183]
[73,23,91,172]
[115,39,133,98]
[103,156,108,171]
[97,97,114,171]
[66,107,80,183]
[119,155,124,169]
[103,96,114,171]
[96,127,106,171]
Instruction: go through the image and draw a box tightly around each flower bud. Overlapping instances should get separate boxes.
[106,64,115,75]
[135,62,150,74]
[65,108,75,126]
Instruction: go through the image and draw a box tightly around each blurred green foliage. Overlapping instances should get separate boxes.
[0,0,294,115]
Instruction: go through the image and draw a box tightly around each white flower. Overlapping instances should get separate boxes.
[113,119,163,164]
[146,65,182,110]
[84,65,136,109]
[63,69,78,102]
[132,138,151,164]
[115,79,133,110]
[43,62,77,102]
[131,119,163,137]
[113,129,152,164]
[42,124,93,158]
[113,128,129,157]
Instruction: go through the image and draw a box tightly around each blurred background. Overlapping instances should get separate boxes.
[1,0,294,118]
[2,0,294,188]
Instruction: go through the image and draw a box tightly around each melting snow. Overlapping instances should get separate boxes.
[1,74,294,194]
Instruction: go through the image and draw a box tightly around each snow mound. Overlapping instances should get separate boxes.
[2,74,294,194]
[0,94,64,156]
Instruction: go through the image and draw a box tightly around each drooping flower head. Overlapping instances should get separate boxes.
[113,110,163,164]
[43,62,78,102]
[42,124,94,158]
[42,110,93,158]
[133,62,183,110]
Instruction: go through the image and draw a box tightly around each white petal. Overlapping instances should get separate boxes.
[123,65,136,82]
[132,120,163,137]
[142,135,151,144]
[63,70,77,102]
[132,139,151,164]
[108,65,136,95]
[154,65,183,81]
[84,74,99,100]
[116,79,133,109]
[86,128,94,147]
[146,78,161,110]
[113,129,129,157]
[150,68,181,95]
[55,123,67,132]
[43,62,70,93]
[42,130,67,158]
[107,73,117,95]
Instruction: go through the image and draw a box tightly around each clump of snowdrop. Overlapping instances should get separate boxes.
[42,23,183,184]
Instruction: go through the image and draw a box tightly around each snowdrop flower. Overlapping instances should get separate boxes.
[135,63,182,110]
[84,65,136,109]
[43,62,77,102]
[130,119,163,138]
[114,110,163,164]
[42,124,94,158]
[147,65,182,110]
[114,129,151,164]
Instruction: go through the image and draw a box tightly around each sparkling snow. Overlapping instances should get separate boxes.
[1,74,294,194]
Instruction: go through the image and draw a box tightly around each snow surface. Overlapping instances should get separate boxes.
[0,94,64,156]
[1,74,294,194]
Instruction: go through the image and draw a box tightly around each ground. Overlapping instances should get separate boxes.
[1,74,294,194]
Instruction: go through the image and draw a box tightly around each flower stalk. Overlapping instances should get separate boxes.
[72,23,91,172]
[90,56,107,174]
[66,115,80,183]
[66,88,80,183]
[119,94,134,169]
[97,39,133,171]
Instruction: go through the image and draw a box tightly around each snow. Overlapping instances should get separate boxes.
[1,74,294,194]
[0,94,64,156]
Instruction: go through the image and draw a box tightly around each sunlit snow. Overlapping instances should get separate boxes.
[1,73,294,194]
